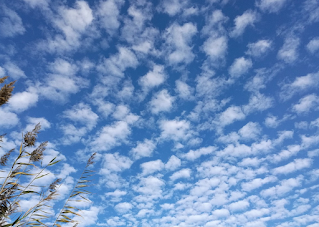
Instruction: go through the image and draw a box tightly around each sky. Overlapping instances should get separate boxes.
[1,0,319,226]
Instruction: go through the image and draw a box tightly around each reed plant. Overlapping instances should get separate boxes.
[0,76,96,226]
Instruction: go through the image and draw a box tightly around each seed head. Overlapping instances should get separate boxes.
[30,141,48,162]
[0,76,16,107]
[24,123,41,147]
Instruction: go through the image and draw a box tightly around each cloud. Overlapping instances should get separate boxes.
[277,37,300,63]
[242,92,273,114]
[90,121,131,152]
[292,94,319,114]
[115,202,133,214]
[273,158,312,175]
[183,146,216,161]
[229,57,253,78]
[0,5,25,37]
[158,0,189,16]
[238,122,262,140]
[98,47,138,78]
[230,10,259,37]
[159,119,193,141]
[306,37,319,53]
[37,0,94,53]
[175,80,193,100]
[170,168,191,181]
[97,0,124,35]
[246,39,272,57]
[218,106,246,126]
[25,117,51,132]
[149,89,174,114]
[165,155,181,171]
[112,105,130,121]
[139,65,166,91]
[228,200,250,212]
[4,62,26,79]
[164,22,197,65]
[264,115,279,128]
[257,0,287,13]
[261,176,303,197]
[6,89,38,113]
[133,176,165,199]
[140,159,164,175]
[130,139,156,160]
[99,153,133,188]
[63,103,98,130]
[280,71,319,101]
[37,58,88,103]
[202,36,228,65]
[0,109,19,128]
[23,0,49,9]
[241,176,277,191]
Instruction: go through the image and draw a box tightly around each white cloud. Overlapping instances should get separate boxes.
[112,105,130,121]
[307,37,319,53]
[264,115,279,128]
[212,209,230,217]
[239,157,262,167]
[158,0,188,16]
[257,0,287,13]
[25,117,51,132]
[170,168,191,182]
[60,124,87,145]
[219,106,246,126]
[292,94,319,114]
[239,122,261,140]
[271,144,301,163]
[150,89,174,114]
[7,89,38,113]
[183,146,216,161]
[229,57,252,78]
[246,39,272,57]
[202,36,228,65]
[159,119,192,141]
[228,200,250,212]
[63,102,98,130]
[130,139,156,160]
[230,10,258,37]
[139,65,166,91]
[140,159,164,175]
[115,202,133,214]
[280,71,319,101]
[165,155,181,171]
[261,176,303,197]
[38,0,94,53]
[90,121,131,152]
[0,5,25,37]
[97,0,124,35]
[175,80,193,100]
[0,109,19,128]
[133,176,164,199]
[273,158,312,175]
[277,37,300,63]
[243,92,273,114]
[38,58,88,103]
[99,47,138,78]
[165,22,197,65]
[23,0,49,9]
[4,62,26,79]
[241,176,277,191]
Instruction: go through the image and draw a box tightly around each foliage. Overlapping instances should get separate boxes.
[0,77,96,226]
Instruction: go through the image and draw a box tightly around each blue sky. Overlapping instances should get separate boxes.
[1,0,319,226]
